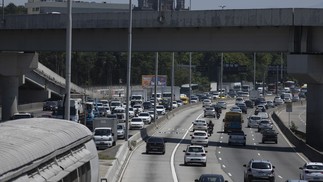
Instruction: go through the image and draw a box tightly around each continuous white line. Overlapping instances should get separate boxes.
[170,113,203,182]
[298,109,306,125]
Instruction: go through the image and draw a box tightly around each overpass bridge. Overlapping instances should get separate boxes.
[0,8,323,151]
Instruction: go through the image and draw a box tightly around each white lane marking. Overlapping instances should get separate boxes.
[222,164,226,168]
[271,114,309,163]
[170,113,203,182]
[252,138,255,141]
[219,157,222,161]
[257,153,261,156]
[228,173,232,177]
[218,151,221,154]
[254,143,256,145]
[278,175,283,179]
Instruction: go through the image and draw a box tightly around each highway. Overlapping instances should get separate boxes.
[120,100,310,182]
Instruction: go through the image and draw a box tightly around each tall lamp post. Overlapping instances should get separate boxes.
[64,0,72,120]
[125,0,133,142]
[1,0,4,24]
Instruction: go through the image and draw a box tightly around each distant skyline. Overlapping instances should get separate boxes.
[5,0,323,10]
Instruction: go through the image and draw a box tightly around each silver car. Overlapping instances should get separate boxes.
[204,107,216,118]
[228,131,246,146]
[258,119,273,132]
[192,119,208,131]
[248,115,261,128]
[191,130,209,147]
[243,159,275,182]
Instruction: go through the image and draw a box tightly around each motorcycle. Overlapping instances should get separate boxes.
[216,112,221,119]
[207,125,214,136]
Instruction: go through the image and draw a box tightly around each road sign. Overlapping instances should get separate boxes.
[286,102,292,112]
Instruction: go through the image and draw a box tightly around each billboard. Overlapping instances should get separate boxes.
[142,75,167,88]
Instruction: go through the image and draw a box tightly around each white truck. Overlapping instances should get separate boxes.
[92,118,118,149]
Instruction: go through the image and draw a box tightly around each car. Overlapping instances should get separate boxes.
[230,106,242,113]
[145,137,166,154]
[236,102,248,114]
[194,174,228,182]
[243,159,275,182]
[117,123,125,139]
[143,101,152,110]
[137,112,152,124]
[190,96,199,103]
[267,100,275,108]
[274,97,284,106]
[292,95,300,102]
[248,115,262,128]
[183,145,207,167]
[129,117,144,130]
[235,97,244,105]
[148,110,158,121]
[258,119,273,132]
[11,112,34,120]
[228,131,246,146]
[176,100,184,107]
[285,180,307,182]
[216,101,227,109]
[192,119,208,131]
[202,99,212,107]
[43,101,58,111]
[257,112,269,119]
[262,129,278,143]
[128,107,135,118]
[106,114,117,119]
[172,101,178,109]
[156,105,166,115]
[299,162,323,181]
[133,104,143,114]
[204,107,216,118]
[244,100,254,108]
[191,130,209,147]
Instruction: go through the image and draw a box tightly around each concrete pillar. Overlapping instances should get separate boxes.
[0,76,19,121]
[287,54,323,151]
[0,52,38,121]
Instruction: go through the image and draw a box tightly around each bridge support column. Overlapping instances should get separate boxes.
[287,54,323,151]
[0,52,38,121]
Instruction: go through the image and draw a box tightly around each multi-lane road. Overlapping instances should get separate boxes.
[120,100,309,182]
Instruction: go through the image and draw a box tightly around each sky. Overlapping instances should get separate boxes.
[5,0,323,10]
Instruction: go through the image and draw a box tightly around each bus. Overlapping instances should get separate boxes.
[180,84,198,97]
[0,118,99,182]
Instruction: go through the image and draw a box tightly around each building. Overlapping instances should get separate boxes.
[137,0,186,11]
[25,0,128,14]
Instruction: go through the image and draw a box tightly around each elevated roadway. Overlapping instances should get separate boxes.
[0,8,323,149]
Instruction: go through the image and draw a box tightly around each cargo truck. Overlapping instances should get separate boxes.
[223,111,244,133]
[92,118,118,149]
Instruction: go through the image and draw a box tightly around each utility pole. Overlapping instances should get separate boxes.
[64,0,72,120]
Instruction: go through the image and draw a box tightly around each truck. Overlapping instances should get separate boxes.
[210,82,217,92]
[249,90,260,101]
[223,111,244,133]
[92,118,118,149]
[130,89,147,106]
[52,98,84,123]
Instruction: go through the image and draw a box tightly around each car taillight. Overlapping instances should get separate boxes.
[205,137,208,139]
[201,154,206,156]
[192,136,195,139]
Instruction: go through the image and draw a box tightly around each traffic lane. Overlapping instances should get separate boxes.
[277,104,306,133]
[122,106,233,182]
[174,112,233,182]
[217,111,309,182]
[121,104,210,182]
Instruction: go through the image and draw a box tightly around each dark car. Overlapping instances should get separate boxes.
[262,129,278,144]
[145,137,166,154]
[195,174,228,182]
[143,101,152,110]
[244,100,254,108]
[237,103,248,114]
[43,101,58,111]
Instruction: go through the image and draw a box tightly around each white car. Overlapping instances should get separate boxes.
[133,104,143,114]
[172,101,178,109]
[300,162,323,181]
[192,119,208,131]
[156,105,166,115]
[117,123,125,139]
[235,97,244,105]
[137,112,152,124]
[128,107,135,118]
[183,145,207,167]
[129,117,144,130]
[191,130,209,147]
[202,99,212,107]
[230,106,242,113]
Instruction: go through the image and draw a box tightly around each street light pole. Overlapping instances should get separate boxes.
[64,0,72,120]
[1,0,4,24]
[220,53,224,93]
[125,0,133,142]
[253,52,256,89]
[171,52,175,111]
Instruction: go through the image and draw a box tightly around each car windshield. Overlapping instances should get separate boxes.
[139,113,149,116]
[94,129,111,136]
[252,162,271,169]
[194,132,206,136]
[306,165,323,170]
[117,125,123,129]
